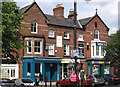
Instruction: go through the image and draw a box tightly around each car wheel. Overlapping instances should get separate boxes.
[57,83,62,87]
[105,81,109,86]
[92,83,95,87]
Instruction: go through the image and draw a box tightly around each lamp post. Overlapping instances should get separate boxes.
[74,0,77,75]
[50,63,53,87]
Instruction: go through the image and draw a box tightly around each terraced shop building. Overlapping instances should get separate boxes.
[18,1,113,82]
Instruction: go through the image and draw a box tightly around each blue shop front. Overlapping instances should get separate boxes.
[23,56,61,82]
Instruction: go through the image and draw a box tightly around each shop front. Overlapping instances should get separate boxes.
[87,59,111,76]
[23,56,61,82]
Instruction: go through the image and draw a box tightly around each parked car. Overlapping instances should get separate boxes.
[88,74,105,87]
[80,77,92,86]
[0,78,16,86]
[56,76,92,87]
[15,78,36,86]
[56,77,79,87]
[102,74,119,85]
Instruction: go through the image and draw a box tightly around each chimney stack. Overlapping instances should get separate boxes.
[53,4,64,18]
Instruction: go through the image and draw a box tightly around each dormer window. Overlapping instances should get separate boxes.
[31,21,37,33]
[49,30,54,38]
[64,32,69,39]
[94,29,99,39]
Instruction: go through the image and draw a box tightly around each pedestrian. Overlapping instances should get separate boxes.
[38,72,44,87]
[80,70,85,87]
[70,71,78,87]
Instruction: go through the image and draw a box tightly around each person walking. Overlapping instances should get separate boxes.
[38,72,44,87]
[80,70,85,87]
[70,71,78,87]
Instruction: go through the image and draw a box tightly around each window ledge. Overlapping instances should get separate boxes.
[48,37,55,39]
[78,39,84,42]
[63,55,70,57]
[34,52,41,54]
[64,38,70,40]
[31,32,37,34]
[48,55,55,57]
[27,52,32,54]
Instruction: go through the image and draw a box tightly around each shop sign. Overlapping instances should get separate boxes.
[71,49,79,57]
[92,61,105,64]
[97,42,106,46]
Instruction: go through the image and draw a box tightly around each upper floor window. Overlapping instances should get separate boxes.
[64,32,69,39]
[94,29,99,39]
[49,30,54,37]
[31,21,37,33]
[95,22,97,28]
[64,45,69,56]
[27,40,32,53]
[49,43,54,55]
[78,33,83,41]
[78,44,84,56]
[34,40,41,54]
[96,45,99,56]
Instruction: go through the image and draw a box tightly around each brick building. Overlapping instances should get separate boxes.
[18,1,112,82]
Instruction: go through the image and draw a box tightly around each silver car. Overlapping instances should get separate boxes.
[15,78,36,86]
[0,78,15,86]
[89,74,105,87]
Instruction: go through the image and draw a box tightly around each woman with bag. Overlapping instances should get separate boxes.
[39,72,44,87]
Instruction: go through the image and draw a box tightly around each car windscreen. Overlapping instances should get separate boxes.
[22,79,33,83]
[1,79,14,83]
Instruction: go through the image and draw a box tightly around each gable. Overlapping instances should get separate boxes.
[85,14,109,30]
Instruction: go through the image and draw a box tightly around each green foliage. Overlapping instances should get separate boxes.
[2,1,27,62]
[104,30,120,67]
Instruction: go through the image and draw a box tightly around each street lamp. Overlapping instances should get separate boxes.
[74,0,77,75]
[50,63,53,87]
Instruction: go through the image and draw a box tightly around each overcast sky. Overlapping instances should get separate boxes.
[15,0,120,35]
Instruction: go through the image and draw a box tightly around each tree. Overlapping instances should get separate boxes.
[2,1,27,63]
[104,30,120,67]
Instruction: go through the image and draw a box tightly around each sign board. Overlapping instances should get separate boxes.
[71,49,78,57]
[56,36,62,47]
[97,42,106,46]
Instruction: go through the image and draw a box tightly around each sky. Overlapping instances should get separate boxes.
[15,0,120,35]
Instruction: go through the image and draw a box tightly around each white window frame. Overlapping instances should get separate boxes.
[31,21,37,34]
[91,41,106,58]
[64,32,69,39]
[78,44,84,57]
[27,40,32,54]
[78,33,84,41]
[48,30,54,38]
[34,40,41,54]
[49,43,54,55]
[94,29,99,40]
[64,45,69,56]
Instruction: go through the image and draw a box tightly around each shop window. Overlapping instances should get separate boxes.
[64,32,69,39]
[49,43,54,55]
[11,70,15,77]
[64,45,69,56]
[31,21,37,33]
[27,40,32,54]
[27,62,31,76]
[35,63,40,73]
[78,44,84,56]
[48,30,54,37]
[34,40,41,54]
